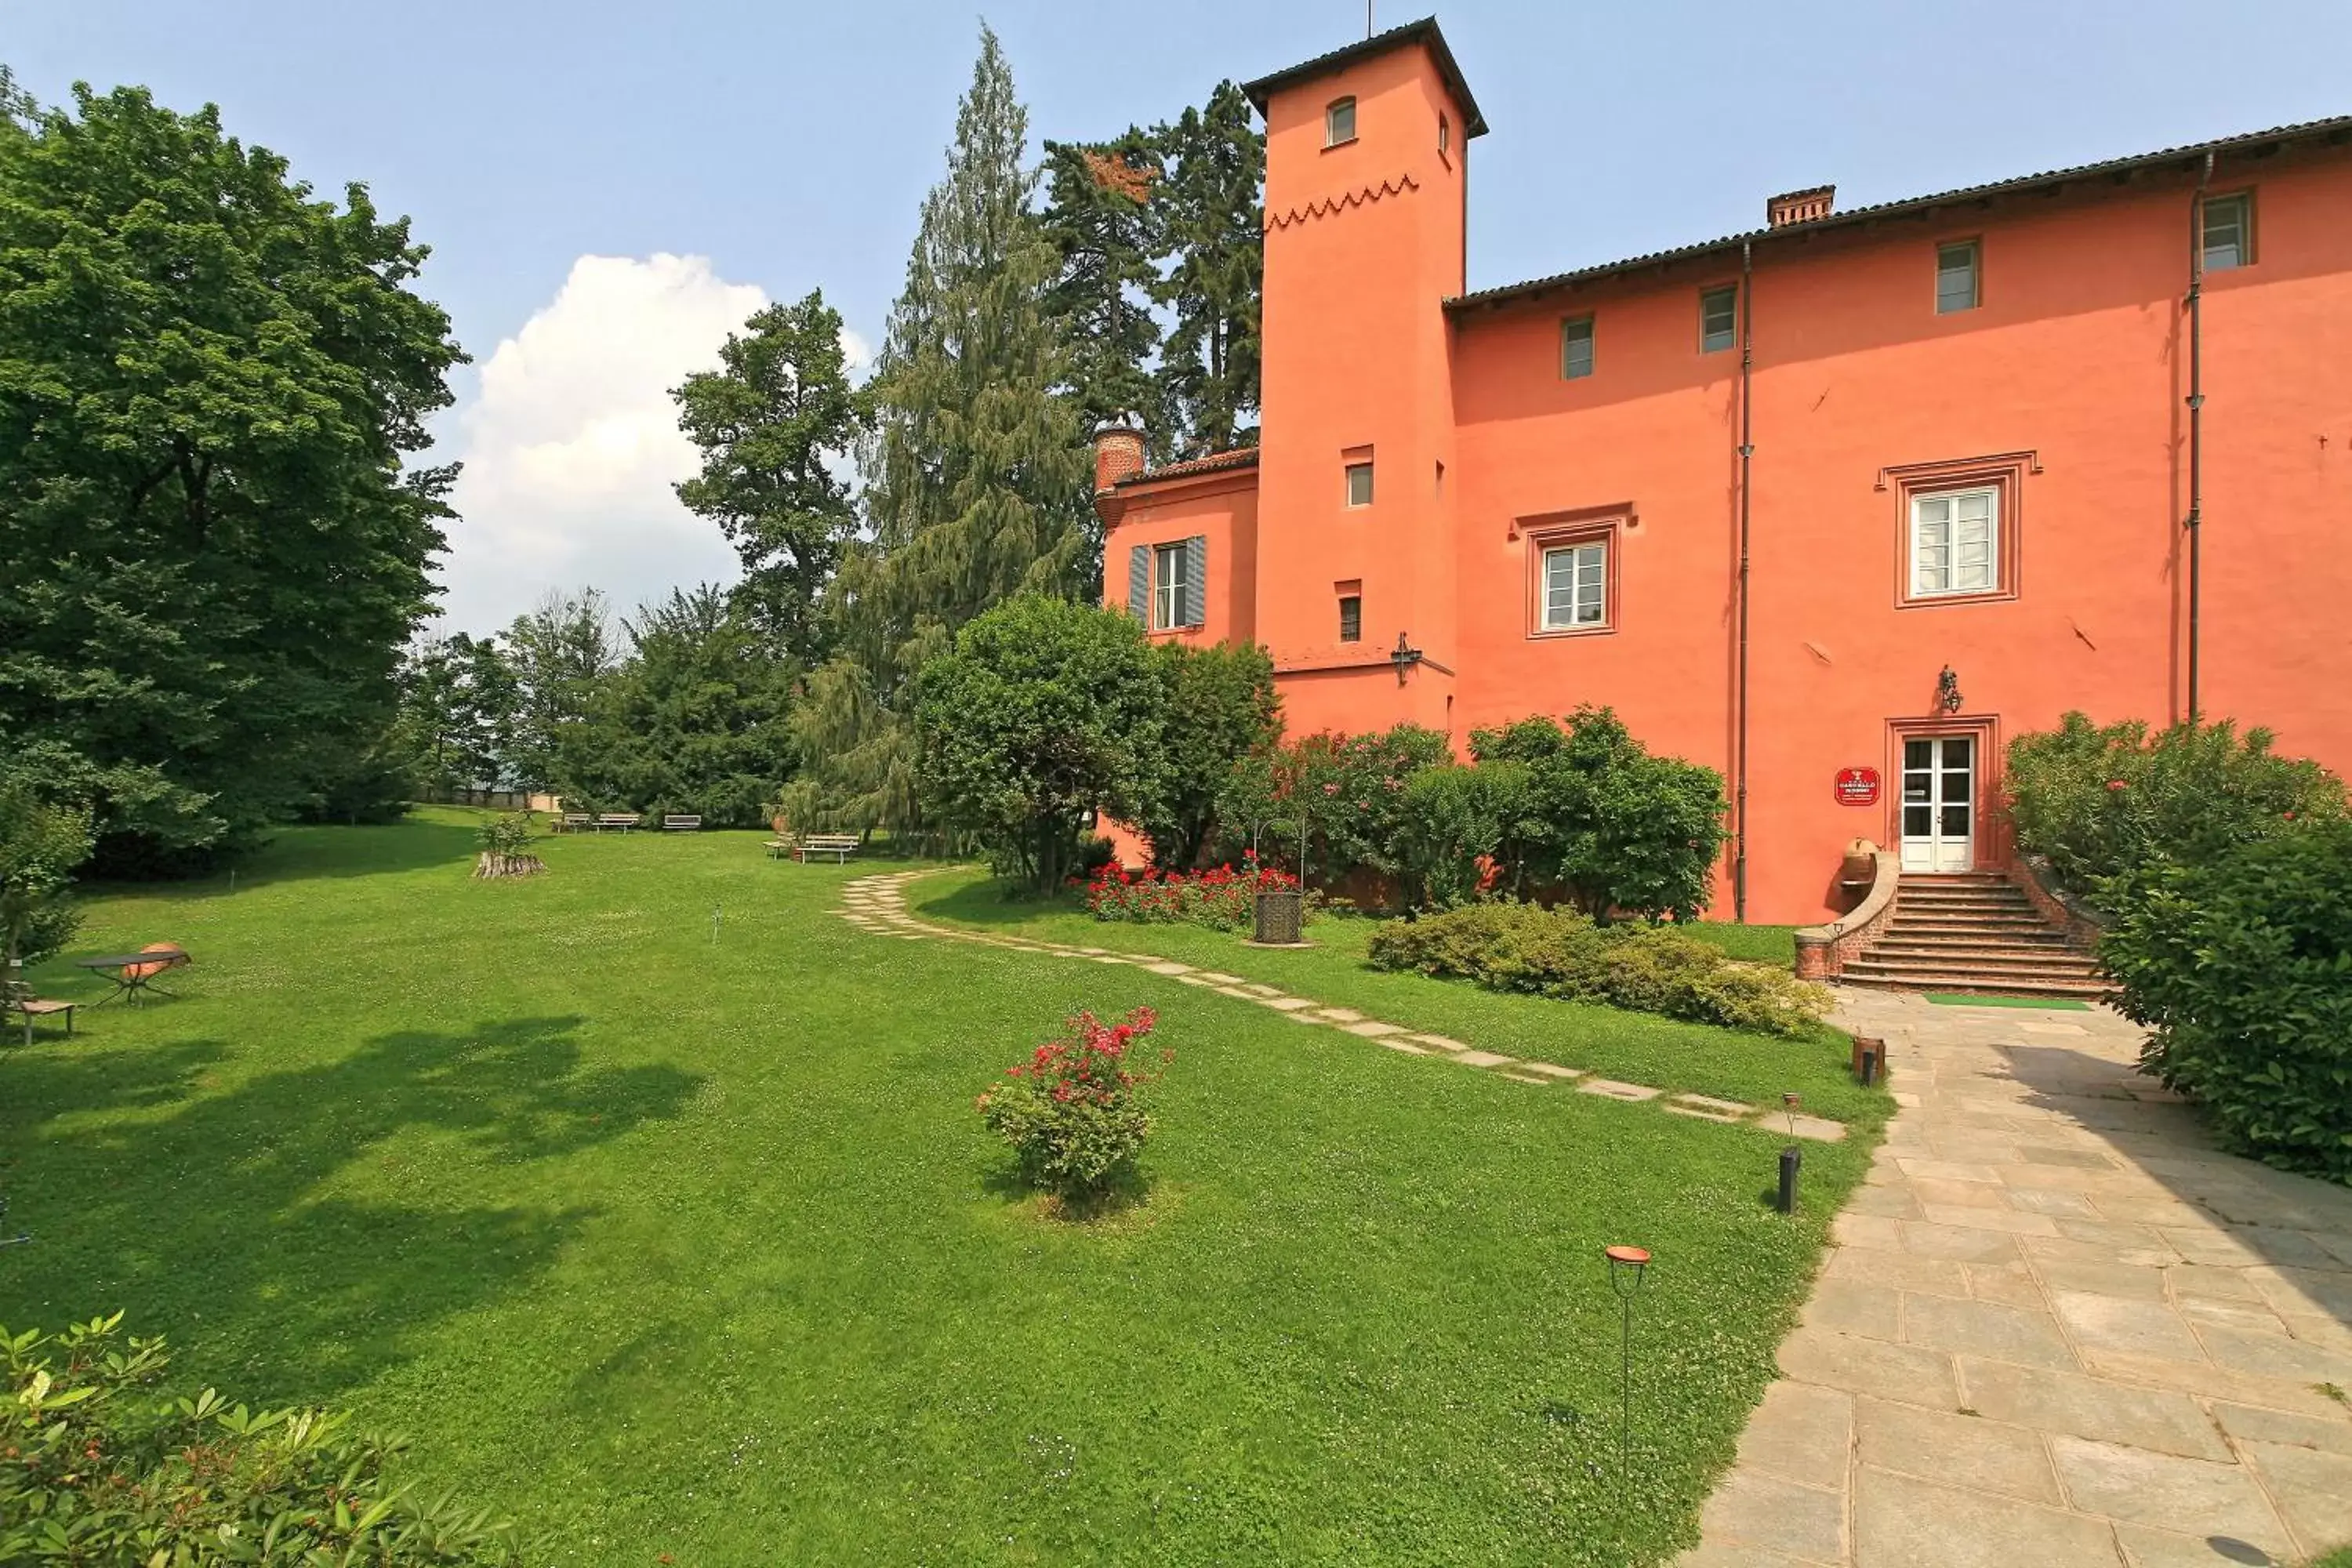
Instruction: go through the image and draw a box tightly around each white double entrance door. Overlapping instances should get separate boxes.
[1900,735,1976,873]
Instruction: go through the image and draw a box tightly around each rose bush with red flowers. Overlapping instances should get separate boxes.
[1082,855,1299,931]
[976,1007,1171,1202]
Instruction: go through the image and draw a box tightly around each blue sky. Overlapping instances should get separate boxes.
[11,0,2350,633]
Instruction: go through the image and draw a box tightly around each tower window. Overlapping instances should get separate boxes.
[1325,96,1357,147]
[1700,286,1738,354]
[2202,191,2252,270]
[1338,594,1363,643]
[1561,315,1595,379]
[1345,461,1374,508]
[1936,241,1980,314]
[1438,113,1450,158]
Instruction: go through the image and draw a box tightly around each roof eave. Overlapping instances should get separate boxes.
[1241,16,1489,139]
[1446,112,2352,314]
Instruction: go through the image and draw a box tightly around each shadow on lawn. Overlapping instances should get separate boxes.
[82,818,486,904]
[0,1014,700,1403]
[918,877,1085,930]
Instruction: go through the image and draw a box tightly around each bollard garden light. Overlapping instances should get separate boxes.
[1603,1244,1650,1485]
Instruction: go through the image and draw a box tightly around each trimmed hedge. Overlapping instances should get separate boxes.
[1366,902,1828,1036]
[2101,822,2352,1182]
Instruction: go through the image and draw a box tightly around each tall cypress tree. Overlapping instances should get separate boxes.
[1040,130,1166,453]
[793,24,1088,835]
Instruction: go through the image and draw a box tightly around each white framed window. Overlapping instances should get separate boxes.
[1345,460,1374,508]
[1700,285,1737,353]
[2202,191,2252,270]
[1326,97,1356,147]
[1910,487,1998,597]
[1561,314,1595,379]
[1152,541,1188,630]
[1936,241,1980,314]
[1541,540,1609,629]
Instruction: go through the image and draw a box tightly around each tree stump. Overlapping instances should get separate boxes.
[472,851,546,880]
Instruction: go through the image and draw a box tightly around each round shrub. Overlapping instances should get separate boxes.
[976,1007,1170,1203]
[1367,902,1826,1036]
[2101,822,2352,1181]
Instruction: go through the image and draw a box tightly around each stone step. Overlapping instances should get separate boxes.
[1893,889,2039,907]
[1843,958,2104,987]
[1868,939,2094,964]
[1885,915,2063,934]
[1838,968,2112,998]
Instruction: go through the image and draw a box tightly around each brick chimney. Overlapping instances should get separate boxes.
[1093,421,1145,492]
[1766,185,1835,227]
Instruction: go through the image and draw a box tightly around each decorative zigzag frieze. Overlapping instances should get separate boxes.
[1265,172,1420,230]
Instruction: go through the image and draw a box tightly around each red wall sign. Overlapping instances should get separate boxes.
[1834,767,1882,807]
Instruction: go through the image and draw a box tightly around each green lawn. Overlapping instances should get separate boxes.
[917,877,1878,1126]
[1,811,1882,1564]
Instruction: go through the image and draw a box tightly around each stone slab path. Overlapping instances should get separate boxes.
[1683,987,2352,1568]
[834,869,1849,1142]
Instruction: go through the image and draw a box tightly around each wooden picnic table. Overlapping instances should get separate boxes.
[76,946,190,1005]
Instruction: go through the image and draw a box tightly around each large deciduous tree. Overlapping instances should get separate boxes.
[671,292,871,668]
[1136,639,1279,870]
[501,590,616,796]
[0,84,465,873]
[0,777,93,974]
[916,595,1165,893]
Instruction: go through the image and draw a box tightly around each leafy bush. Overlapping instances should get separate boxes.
[1367,902,1828,1036]
[0,779,93,971]
[2,1313,522,1564]
[976,1007,1170,1203]
[475,811,537,858]
[2005,713,2343,907]
[1472,706,1730,922]
[1396,761,1531,909]
[1083,858,1299,930]
[916,596,1167,892]
[2100,822,2352,1181]
[1136,641,1279,871]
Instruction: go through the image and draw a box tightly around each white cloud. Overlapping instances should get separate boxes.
[434,252,851,635]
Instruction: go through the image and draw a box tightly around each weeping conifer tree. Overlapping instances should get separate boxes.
[789,24,1090,838]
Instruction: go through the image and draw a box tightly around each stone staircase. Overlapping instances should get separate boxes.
[1840,872,2107,998]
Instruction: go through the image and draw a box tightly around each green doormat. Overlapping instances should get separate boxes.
[1925,993,2092,1011]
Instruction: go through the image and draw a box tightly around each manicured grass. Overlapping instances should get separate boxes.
[1,812,1879,1564]
[916,876,1887,1128]
[1925,993,2092,1011]
[1674,921,1801,967]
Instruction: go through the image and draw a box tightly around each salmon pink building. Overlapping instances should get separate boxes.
[1094,17,2352,927]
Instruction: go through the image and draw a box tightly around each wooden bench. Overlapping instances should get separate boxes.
[596,814,641,833]
[554,813,593,834]
[662,815,702,833]
[2,980,77,1046]
[793,833,862,865]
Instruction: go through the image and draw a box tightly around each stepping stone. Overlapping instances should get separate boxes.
[1497,1070,1553,1086]
[1175,974,1217,985]
[1216,986,1258,1000]
[1312,1007,1366,1024]
[1579,1078,1661,1102]
[1144,962,1193,975]
[1274,1009,1326,1024]
[1454,1050,1518,1069]
[1382,1037,1434,1054]
[1239,983,1283,997]
[1674,1093,1753,1117]
[1519,1062,1586,1080]
[1195,972,1243,985]
[1410,1033,1469,1051]
[1076,947,1107,956]
[1090,955,1131,964]
[1668,1104,1747,1124]
[1342,1020,1408,1038]
[1256,996,1316,1011]
[1787,1114,1849,1142]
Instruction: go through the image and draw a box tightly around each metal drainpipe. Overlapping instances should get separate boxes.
[1735,241,1755,924]
[2185,151,2213,724]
